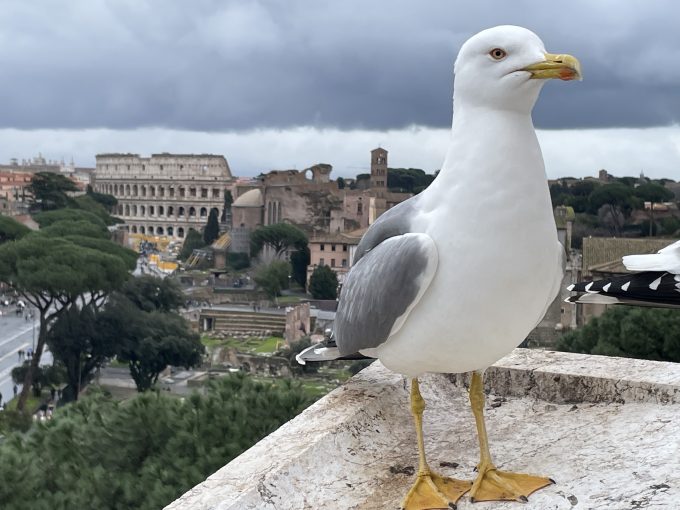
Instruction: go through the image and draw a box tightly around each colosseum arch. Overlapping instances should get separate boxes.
[189,207,196,217]
[177,227,185,238]
[200,207,207,217]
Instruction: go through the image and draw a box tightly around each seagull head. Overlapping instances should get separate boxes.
[453,25,581,113]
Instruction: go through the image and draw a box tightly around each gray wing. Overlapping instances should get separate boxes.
[334,233,437,356]
[353,193,422,264]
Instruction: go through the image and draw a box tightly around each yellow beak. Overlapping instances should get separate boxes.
[523,53,582,81]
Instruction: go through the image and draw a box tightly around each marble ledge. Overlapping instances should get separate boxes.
[166,348,680,510]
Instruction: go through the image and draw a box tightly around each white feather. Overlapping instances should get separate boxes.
[623,241,680,274]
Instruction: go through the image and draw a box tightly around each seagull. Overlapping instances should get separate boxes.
[298,25,581,509]
[567,240,680,308]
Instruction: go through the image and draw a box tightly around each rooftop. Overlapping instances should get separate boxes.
[582,237,678,276]
[166,349,680,509]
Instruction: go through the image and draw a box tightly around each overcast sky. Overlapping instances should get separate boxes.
[1,1,679,179]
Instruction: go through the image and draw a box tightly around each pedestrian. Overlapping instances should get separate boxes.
[50,387,56,401]
[0,391,3,406]
[13,385,18,398]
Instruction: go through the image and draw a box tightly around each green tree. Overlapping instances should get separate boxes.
[0,216,30,244]
[250,223,308,258]
[120,275,185,313]
[227,252,251,270]
[179,228,205,260]
[27,171,79,210]
[588,182,635,235]
[221,189,233,223]
[253,260,292,299]
[387,167,436,194]
[115,309,204,392]
[86,184,118,210]
[11,362,66,398]
[0,375,311,510]
[46,305,116,401]
[558,307,680,362]
[0,234,135,411]
[290,246,310,287]
[73,194,120,225]
[203,208,220,245]
[40,219,109,239]
[33,207,108,230]
[308,265,338,299]
[633,182,674,203]
[99,277,204,392]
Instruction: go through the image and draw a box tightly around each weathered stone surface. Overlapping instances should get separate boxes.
[166,349,680,509]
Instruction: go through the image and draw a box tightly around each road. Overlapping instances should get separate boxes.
[0,310,52,405]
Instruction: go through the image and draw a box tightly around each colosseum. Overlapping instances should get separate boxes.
[93,153,233,238]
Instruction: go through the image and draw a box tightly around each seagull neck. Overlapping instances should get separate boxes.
[423,105,544,207]
[450,104,535,139]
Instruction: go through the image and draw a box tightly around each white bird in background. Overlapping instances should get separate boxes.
[567,240,680,307]
[299,25,581,509]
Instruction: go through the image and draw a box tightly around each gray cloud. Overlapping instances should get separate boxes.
[1,1,679,131]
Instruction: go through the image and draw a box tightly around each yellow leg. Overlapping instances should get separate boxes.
[468,371,554,503]
[401,378,471,510]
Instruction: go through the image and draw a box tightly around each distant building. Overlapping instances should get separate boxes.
[230,149,410,255]
[0,154,93,188]
[93,153,233,239]
[307,229,366,286]
[370,148,388,196]
[0,171,32,216]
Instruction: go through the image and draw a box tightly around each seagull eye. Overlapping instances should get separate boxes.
[489,48,507,60]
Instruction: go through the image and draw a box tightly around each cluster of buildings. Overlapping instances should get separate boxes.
[90,148,411,281]
[6,150,677,348]
[0,148,411,286]
[0,154,93,219]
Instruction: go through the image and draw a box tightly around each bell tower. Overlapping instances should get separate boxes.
[370,148,388,195]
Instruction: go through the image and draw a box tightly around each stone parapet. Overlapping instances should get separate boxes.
[166,349,680,509]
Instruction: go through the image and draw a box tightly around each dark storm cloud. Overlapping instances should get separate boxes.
[1,0,679,131]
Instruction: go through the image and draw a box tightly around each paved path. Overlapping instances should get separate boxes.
[0,310,52,406]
